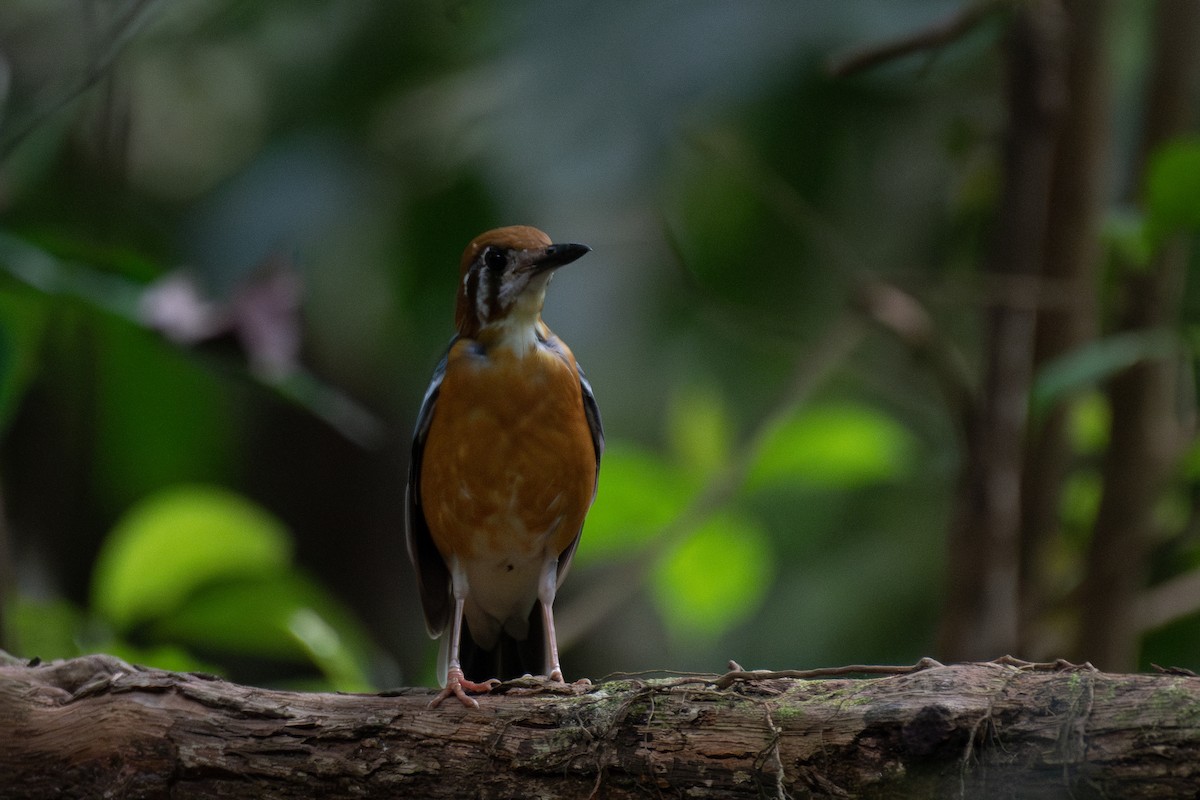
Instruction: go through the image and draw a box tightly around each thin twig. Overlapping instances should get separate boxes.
[656,655,1097,694]
[986,654,1096,672]
[666,656,947,691]
[828,0,1007,78]
[854,279,975,440]
[0,0,168,158]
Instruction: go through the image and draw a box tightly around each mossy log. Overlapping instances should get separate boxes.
[2,652,1199,798]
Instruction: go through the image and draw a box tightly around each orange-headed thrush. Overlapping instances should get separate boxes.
[406,226,603,708]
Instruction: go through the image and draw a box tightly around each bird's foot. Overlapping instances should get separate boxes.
[548,670,593,688]
[429,667,500,709]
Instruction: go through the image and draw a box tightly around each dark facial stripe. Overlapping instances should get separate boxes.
[464,262,503,327]
[463,266,481,322]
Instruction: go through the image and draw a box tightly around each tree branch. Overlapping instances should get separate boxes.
[827,0,1007,78]
[3,652,1200,798]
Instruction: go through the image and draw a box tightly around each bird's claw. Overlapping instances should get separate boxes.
[429,668,500,709]
[552,671,592,688]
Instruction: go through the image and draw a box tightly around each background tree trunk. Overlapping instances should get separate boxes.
[939,0,1067,661]
[1076,0,1200,671]
[4,652,1200,799]
[1018,0,1110,657]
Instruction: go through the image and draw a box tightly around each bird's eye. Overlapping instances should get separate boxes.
[483,247,507,272]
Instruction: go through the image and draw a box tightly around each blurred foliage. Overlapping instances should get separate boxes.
[1144,137,1200,251]
[12,485,375,691]
[748,403,916,489]
[1,0,1200,689]
[92,485,291,628]
[1031,330,1179,415]
[0,289,45,428]
[654,513,774,645]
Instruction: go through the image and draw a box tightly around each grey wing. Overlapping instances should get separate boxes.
[555,361,604,583]
[405,340,456,638]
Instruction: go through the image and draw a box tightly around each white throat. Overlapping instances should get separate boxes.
[480,281,548,354]
[485,314,541,354]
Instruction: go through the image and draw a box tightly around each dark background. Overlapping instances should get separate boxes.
[1,0,1198,691]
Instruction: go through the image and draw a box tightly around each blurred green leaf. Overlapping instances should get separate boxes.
[0,289,47,432]
[9,597,86,661]
[577,442,697,564]
[748,404,915,489]
[1145,137,1200,247]
[668,382,732,477]
[94,321,236,509]
[10,595,220,674]
[1182,439,1200,482]
[652,513,773,644]
[287,608,374,693]
[1102,209,1153,272]
[102,642,218,675]
[1155,491,1191,541]
[150,573,374,692]
[0,231,143,318]
[1141,604,1200,672]
[1059,470,1101,536]
[1067,392,1110,454]
[1032,330,1178,413]
[92,485,292,630]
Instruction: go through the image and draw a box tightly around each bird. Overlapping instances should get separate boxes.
[405,225,603,708]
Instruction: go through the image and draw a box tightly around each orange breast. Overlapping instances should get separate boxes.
[420,338,597,566]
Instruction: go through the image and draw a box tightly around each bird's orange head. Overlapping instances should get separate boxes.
[454,226,590,342]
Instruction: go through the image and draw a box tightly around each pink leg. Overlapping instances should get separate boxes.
[541,599,564,683]
[430,595,499,709]
[538,562,590,688]
[538,558,567,683]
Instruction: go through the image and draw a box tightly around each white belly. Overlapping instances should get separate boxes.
[455,513,565,649]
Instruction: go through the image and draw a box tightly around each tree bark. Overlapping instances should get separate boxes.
[4,653,1200,799]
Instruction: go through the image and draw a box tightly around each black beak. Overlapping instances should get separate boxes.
[535,242,591,272]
